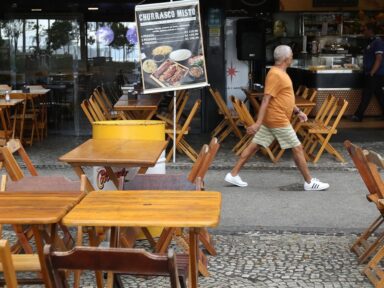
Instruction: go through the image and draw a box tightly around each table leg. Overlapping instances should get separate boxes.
[189,228,199,288]
[19,98,27,143]
[32,225,53,288]
[105,166,120,189]
[71,165,94,192]
[145,109,156,120]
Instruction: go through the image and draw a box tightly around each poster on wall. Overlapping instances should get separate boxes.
[135,0,208,94]
[225,18,249,109]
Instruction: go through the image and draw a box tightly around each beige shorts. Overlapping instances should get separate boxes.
[251,124,301,149]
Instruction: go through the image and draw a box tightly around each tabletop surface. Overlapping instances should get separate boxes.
[62,190,222,228]
[114,94,162,110]
[59,138,167,167]
[0,191,85,224]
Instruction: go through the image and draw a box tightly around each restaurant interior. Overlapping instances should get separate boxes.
[0,0,382,138]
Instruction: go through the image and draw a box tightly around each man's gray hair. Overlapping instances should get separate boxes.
[274,45,292,63]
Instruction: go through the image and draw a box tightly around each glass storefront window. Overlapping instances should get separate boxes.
[0,16,139,136]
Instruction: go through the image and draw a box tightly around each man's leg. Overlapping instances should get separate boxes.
[230,142,259,176]
[354,75,375,120]
[373,75,384,114]
[291,144,311,183]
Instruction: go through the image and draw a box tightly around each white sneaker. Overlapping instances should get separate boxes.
[304,178,330,191]
[225,173,248,187]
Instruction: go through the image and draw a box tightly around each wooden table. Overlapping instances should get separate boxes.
[62,190,222,288]
[0,99,25,144]
[0,191,85,288]
[59,138,168,191]
[1,90,50,144]
[114,94,162,120]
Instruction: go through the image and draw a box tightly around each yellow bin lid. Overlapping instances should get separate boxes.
[92,120,165,141]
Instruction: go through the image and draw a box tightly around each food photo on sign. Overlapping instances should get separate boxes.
[135,0,208,93]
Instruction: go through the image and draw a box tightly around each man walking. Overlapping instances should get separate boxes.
[351,23,384,122]
[225,45,329,191]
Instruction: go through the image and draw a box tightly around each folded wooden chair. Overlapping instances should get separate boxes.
[44,245,188,288]
[295,85,307,97]
[344,141,384,264]
[93,88,126,120]
[165,99,201,162]
[230,96,278,162]
[209,87,243,143]
[88,95,108,121]
[81,99,101,124]
[0,239,42,287]
[157,90,190,127]
[291,88,317,133]
[300,95,348,163]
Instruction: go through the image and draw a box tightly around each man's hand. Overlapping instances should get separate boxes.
[246,122,261,135]
[298,111,308,122]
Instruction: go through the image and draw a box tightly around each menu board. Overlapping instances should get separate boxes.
[135,0,208,94]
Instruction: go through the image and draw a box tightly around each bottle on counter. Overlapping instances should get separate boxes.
[5,90,10,102]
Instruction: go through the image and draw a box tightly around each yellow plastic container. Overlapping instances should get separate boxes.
[92,120,165,141]
[92,120,166,238]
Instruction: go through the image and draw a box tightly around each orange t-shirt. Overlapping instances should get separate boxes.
[262,67,295,128]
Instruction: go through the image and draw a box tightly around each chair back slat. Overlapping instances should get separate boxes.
[0,139,37,181]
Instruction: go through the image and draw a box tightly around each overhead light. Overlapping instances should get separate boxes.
[31,8,42,12]
[88,7,99,11]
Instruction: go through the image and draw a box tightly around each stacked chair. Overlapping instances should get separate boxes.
[81,86,126,124]
[345,141,384,288]
[209,87,243,143]
[299,94,348,163]
[155,90,201,162]
[230,96,278,162]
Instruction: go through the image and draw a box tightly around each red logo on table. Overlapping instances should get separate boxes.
[97,168,128,189]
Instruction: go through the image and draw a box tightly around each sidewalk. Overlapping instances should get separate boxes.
[8,128,384,287]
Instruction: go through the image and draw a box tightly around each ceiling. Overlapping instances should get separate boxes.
[0,0,279,21]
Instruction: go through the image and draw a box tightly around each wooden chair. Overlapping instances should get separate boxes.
[44,245,188,288]
[291,88,317,132]
[88,95,108,121]
[81,99,99,124]
[0,239,42,287]
[165,99,201,162]
[209,87,243,143]
[295,85,307,97]
[92,88,126,120]
[157,90,190,127]
[230,96,278,162]
[7,93,40,146]
[0,139,37,181]
[300,95,348,163]
[359,151,384,287]
[344,141,384,264]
